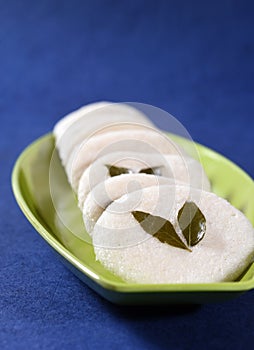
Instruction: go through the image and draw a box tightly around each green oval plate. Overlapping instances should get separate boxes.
[12,133,254,305]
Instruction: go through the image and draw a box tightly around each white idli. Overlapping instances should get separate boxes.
[83,174,181,233]
[54,101,109,142]
[93,185,254,283]
[54,102,154,167]
[78,151,210,209]
[67,126,185,191]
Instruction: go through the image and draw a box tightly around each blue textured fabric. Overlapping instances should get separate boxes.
[1,0,254,349]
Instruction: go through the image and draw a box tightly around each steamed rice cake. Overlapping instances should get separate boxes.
[54,102,154,167]
[67,127,186,191]
[82,174,181,233]
[93,185,254,283]
[78,151,211,210]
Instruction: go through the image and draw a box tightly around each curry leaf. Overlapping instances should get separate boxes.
[177,201,206,247]
[105,164,132,177]
[139,166,162,176]
[132,211,191,252]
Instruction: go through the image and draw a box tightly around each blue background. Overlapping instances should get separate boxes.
[1,0,254,349]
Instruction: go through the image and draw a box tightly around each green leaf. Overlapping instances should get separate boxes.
[105,164,132,177]
[139,166,162,176]
[177,201,206,247]
[105,164,163,177]
[132,211,191,252]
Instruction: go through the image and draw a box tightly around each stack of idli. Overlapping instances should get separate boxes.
[54,102,254,283]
